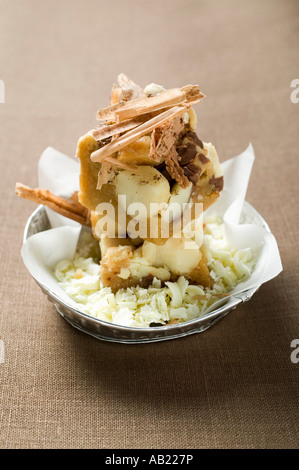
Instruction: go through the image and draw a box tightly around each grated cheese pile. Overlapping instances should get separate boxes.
[54,217,256,328]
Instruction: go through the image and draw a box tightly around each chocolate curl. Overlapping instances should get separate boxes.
[15,183,90,226]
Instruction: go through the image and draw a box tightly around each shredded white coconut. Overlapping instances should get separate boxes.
[53,218,256,328]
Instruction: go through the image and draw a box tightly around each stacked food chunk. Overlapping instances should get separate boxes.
[76,74,223,292]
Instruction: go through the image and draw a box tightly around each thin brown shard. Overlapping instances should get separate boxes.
[164,147,190,188]
[115,88,187,122]
[90,115,149,142]
[96,163,113,190]
[96,85,204,122]
[15,183,90,226]
[91,105,187,163]
[149,116,190,188]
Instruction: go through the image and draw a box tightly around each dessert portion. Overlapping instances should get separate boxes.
[16,74,224,296]
[76,74,223,293]
[16,75,263,328]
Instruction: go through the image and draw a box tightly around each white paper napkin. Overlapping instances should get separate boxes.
[38,146,80,228]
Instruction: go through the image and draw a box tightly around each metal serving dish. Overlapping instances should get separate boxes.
[23,203,268,344]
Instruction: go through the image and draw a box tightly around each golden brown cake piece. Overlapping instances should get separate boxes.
[100,245,169,293]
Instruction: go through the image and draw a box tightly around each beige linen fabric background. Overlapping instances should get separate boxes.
[0,0,298,449]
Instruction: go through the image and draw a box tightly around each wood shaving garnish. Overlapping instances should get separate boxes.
[97,84,204,122]
[91,76,205,184]
[15,183,90,226]
[114,89,185,122]
[90,115,149,142]
[90,105,187,163]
